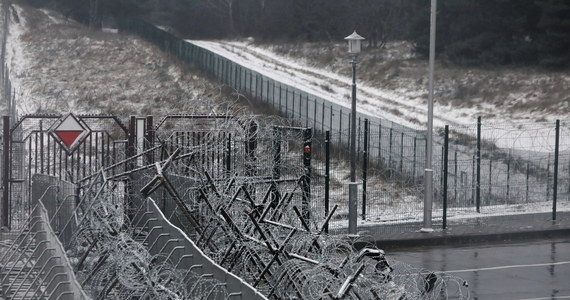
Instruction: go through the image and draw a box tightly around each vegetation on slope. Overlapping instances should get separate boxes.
[21,0,570,68]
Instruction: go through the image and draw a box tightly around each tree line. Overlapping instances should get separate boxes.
[22,0,570,68]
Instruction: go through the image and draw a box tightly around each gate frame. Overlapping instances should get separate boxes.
[2,114,129,230]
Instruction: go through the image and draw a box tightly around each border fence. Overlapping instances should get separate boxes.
[117,18,569,236]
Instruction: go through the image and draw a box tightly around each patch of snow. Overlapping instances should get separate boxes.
[6,5,38,114]
[329,199,570,230]
[189,40,570,153]
[102,28,118,34]
[40,9,64,24]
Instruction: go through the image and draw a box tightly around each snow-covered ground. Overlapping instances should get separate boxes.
[189,40,570,152]
[190,40,458,129]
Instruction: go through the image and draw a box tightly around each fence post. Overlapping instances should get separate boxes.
[476,116,481,213]
[338,110,342,150]
[292,91,296,119]
[256,74,260,99]
[443,125,449,229]
[279,85,283,113]
[301,128,312,223]
[246,120,257,175]
[260,77,264,101]
[526,162,530,203]
[305,95,308,127]
[389,128,393,171]
[325,131,330,233]
[329,106,333,135]
[234,63,238,90]
[454,151,457,202]
[413,137,417,180]
[553,119,560,221]
[285,87,289,116]
[321,102,325,132]
[313,98,317,129]
[506,151,511,201]
[400,132,404,175]
[271,128,281,207]
[298,92,302,123]
[547,153,551,200]
[238,65,242,90]
[40,121,44,174]
[488,160,492,204]
[472,154,475,204]
[362,119,369,220]
[249,71,253,94]
[272,128,281,180]
[379,123,382,164]
[226,133,232,177]
[246,120,258,196]
[145,115,154,165]
[225,59,230,85]
[2,115,10,229]
[126,116,136,219]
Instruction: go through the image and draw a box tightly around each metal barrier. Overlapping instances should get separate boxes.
[2,171,269,299]
[134,197,268,300]
[0,201,89,299]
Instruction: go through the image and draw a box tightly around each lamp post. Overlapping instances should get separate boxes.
[345,31,365,235]
[421,0,437,233]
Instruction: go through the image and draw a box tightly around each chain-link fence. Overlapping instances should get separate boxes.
[440,120,570,230]
[117,18,569,237]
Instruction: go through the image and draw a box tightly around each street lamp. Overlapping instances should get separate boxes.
[421,0,437,233]
[345,31,365,235]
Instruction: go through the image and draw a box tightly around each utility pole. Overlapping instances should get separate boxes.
[421,0,437,233]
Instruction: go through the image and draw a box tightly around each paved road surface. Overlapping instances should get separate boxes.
[386,237,570,300]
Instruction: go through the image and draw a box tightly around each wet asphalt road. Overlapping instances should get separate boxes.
[386,237,570,300]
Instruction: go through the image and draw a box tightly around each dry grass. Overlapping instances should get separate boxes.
[261,40,570,119]
[9,4,258,117]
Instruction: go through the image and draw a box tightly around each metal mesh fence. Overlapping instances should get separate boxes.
[117,19,429,234]
[116,18,570,237]
[440,120,570,228]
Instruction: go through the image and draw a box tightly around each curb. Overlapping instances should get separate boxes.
[355,227,570,250]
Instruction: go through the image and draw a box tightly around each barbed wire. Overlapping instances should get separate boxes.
[132,116,471,299]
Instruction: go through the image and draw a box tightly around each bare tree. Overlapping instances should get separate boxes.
[89,0,101,29]
[204,0,236,34]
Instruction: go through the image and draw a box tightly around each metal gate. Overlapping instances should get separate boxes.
[1,114,129,230]
[1,114,313,231]
[147,115,313,224]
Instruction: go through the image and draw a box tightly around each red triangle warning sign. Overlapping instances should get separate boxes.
[55,131,84,147]
[52,114,89,151]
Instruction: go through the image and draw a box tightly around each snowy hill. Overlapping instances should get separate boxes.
[2,4,250,117]
[190,39,569,129]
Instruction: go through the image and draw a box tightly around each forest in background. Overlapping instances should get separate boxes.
[20,0,570,68]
